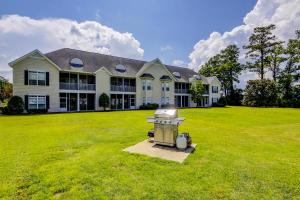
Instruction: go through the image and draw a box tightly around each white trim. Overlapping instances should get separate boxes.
[9,49,61,70]
[94,66,113,75]
[136,58,176,81]
[60,70,95,75]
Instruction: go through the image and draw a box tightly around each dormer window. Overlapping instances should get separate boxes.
[115,64,126,72]
[173,72,181,79]
[70,58,84,68]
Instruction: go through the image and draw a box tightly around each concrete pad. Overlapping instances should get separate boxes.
[123,140,196,163]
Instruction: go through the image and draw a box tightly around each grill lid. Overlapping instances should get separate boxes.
[154,109,178,118]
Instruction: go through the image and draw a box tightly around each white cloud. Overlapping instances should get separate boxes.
[188,0,300,88]
[0,15,144,81]
[160,45,173,52]
[172,59,185,66]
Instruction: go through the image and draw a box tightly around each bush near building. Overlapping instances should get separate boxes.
[2,96,24,115]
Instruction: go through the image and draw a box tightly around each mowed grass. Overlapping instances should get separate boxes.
[0,107,299,199]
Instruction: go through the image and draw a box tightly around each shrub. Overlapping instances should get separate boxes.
[27,109,48,114]
[139,103,159,110]
[99,93,109,111]
[6,96,24,114]
[161,104,175,109]
[212,97,226,107]
[226,89,243,106]
[242,79,278,107]
[1,106,9,114]
[278,85,300,108]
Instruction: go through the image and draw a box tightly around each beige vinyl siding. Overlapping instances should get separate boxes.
[12,53,60,112]
[209,79,221,106]
[95,68,111,110]
[136,63,175,107]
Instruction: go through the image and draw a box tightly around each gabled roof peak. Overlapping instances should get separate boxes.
[151,58,163,64]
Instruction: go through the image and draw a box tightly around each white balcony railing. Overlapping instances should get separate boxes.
[175,88,209,94]
[60,83,95,90]
[175,88,189,94]
[111,85,136,92]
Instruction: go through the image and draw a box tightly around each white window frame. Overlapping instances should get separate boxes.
[147,97,152,104]
[142,79,152,91]
[146,80,152,91]
[212,86,218,93]
[142,80,146,91]
[28,70,47,86]
[166,97,169,104]
[28,95,46,109]
[161,82,170,92]
[212,98,218,103]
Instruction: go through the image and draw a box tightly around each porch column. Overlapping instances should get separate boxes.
[122,94,124,110]
[145,80,147,104]
[77,93,80,111]
[95,93,97,110]
[180,96,183,108]
[77,74,79,90]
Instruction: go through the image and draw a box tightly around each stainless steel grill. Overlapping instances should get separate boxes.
[147,109,185,146]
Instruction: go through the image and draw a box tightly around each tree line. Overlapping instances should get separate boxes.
[199,24,300,107]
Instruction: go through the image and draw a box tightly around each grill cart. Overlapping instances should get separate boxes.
[147,109,191,149]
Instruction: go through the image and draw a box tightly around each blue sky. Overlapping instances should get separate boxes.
[0,0,255,64]
[1,0,299,88]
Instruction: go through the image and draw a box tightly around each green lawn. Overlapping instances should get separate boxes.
[0,107,299,199]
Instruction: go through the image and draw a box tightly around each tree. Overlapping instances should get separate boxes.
[244,24,281,79]
[267,43,285,82]
[199,45,243,104]
[189,80,205,107]
[0,76,12,102]
[99,93,109,111]
[279,30,300,99]
[199,54,222,77]
[219,45,243,97]
[242,79,278,107]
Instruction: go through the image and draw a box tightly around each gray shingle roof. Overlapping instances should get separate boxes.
[44,48,209,83]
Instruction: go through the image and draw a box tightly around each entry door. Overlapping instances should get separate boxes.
[60,97,67,111]
[124,94,130,110]
[69,93,78,111]
[130,95,135,109]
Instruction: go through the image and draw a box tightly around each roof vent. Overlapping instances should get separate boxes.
[115,64,126,72]
[173,72,181,78]
[70,58,84,67]
[193,75,201,80]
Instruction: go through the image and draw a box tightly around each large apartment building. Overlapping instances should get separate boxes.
[9,48,221,112]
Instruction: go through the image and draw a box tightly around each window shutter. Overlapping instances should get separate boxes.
[24,70,28,85]
[46,72,49,86]
[24,95,28,110]
[46,95,50,109]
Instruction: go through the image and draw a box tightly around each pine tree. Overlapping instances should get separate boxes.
[244,24,281,79]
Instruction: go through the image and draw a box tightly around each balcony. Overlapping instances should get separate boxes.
[60,83,95,91]
[175,88,189,94]
[59,72,96,91]
[111,85,136,92]
[175,88,209,94]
